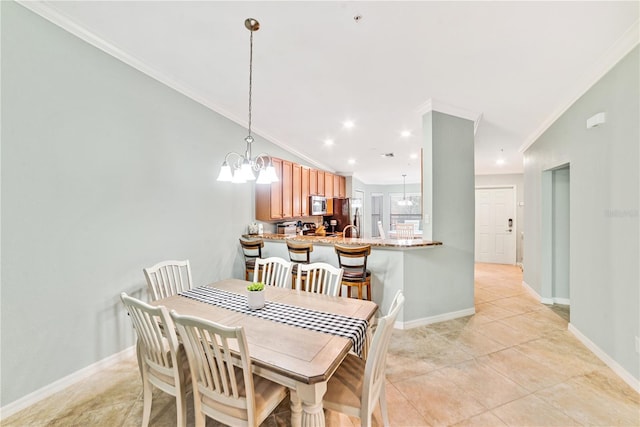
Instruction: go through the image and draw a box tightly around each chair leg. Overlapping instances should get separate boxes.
[380,384,390,427]
[357,283,363,300]
[194,398,206,427]
[176,385,187,427]
[141,368,153,427]
[366,279,372,301]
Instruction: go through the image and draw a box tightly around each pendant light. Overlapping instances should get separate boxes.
[397,174,413,206]
[217,18,278,185]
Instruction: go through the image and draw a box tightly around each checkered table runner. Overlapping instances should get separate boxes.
[179,286,368,356]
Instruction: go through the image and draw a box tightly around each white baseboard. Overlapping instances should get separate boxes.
[553,297,570,305]
[522,280,554,304]
[568,324,640,393]
[0,346,136,420]
[399,307,476,330]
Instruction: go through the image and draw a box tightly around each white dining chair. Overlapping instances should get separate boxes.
[170,311,288,427]
[377,221,386,239]
[143,259,193,300]
[253,257,292,288]
[323,290,405,427]
[120,293,191,427]
[395,223,415,240]
[295,262,343,296]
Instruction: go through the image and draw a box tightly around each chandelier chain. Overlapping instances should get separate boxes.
[247,28,254,139]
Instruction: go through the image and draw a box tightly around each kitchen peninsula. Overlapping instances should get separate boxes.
[243,233,459,327]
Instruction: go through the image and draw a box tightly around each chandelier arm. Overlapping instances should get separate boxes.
[224,151,244,167]
[253,153,273,170]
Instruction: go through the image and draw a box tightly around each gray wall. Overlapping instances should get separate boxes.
[475,173,524,263]
[0,2,302,406]
[523,47,639,380]
[418,111,476,317]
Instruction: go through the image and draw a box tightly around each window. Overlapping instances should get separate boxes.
[389,192,422,231]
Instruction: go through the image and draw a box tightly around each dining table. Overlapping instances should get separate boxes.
[153,278,378,427]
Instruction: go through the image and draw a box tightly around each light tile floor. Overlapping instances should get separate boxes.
[4,263,639,426]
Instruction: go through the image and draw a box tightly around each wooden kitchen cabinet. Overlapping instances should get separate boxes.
[292,163,309,217]
[256,158,283,220]
[300,166,310,216]
[281,160,293,218]
[309,169,318,195]
[317,170,325,196]
[324,172,334,199]
[337,175,346,198]
[256,158,345,220]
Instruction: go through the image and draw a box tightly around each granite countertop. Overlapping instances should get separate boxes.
[242,233,443,249]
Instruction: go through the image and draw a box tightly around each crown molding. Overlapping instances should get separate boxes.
[416,99,483,135]
[16,0,332,173]
[519,19,640,153]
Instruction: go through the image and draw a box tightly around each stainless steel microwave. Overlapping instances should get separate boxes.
[310,196,327,215]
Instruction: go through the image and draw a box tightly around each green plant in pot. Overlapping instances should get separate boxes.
[247,282,265,309]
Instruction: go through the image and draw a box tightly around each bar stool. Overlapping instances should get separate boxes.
[286,240,313,288]
[334,244,372,300]
[239,238,264,281]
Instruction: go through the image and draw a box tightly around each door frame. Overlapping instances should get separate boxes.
[541,163,571,305]
[474,185,517,265]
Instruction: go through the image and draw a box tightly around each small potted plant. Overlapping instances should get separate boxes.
[246,282,265,310]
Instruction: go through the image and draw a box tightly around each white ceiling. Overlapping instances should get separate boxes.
[22,1,639,185]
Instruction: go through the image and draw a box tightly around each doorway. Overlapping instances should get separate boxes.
[475,186,517,264]
[542,165,571,305]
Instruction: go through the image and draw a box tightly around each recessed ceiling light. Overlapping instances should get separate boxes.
[401,130,412,137]
[496,148,505,165]
[343,120,355,129]
[496,158,506,165]
[324,138,335,146]
[410,153,418,159]
[348,158,356,165]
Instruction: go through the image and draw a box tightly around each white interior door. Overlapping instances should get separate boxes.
[475,187,516,264]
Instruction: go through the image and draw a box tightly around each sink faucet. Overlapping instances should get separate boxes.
[343,224,359,238]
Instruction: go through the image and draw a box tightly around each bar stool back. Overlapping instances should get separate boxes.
[286,240,314,288]
[239,238,264,281]
[334,244,372,300]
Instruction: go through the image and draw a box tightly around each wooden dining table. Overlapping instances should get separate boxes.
[153,278,378,427]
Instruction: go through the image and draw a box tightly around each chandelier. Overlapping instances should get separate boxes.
[217,18,278,184]
[398,174,413,206]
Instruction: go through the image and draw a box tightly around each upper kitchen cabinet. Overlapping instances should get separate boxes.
[317,170,325,196]
[324,172,334,198]
[255,158,293,220]
[256,157,345,221]
[309,168,318,195]
[300,166,310,216]
[292,164,310,217]
[256,158,283,220]
[334,175,346,198]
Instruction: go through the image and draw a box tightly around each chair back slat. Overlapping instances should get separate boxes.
[362,290,404,411]
[144,260,193,300]
[253,257,292,288]
[395,223,415,240]
[171,313,258,424]
[120,293,190,426]
[296,262,343,296]
[239,238,264,259]
[334,245,371,280]
[286,241,313,263]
